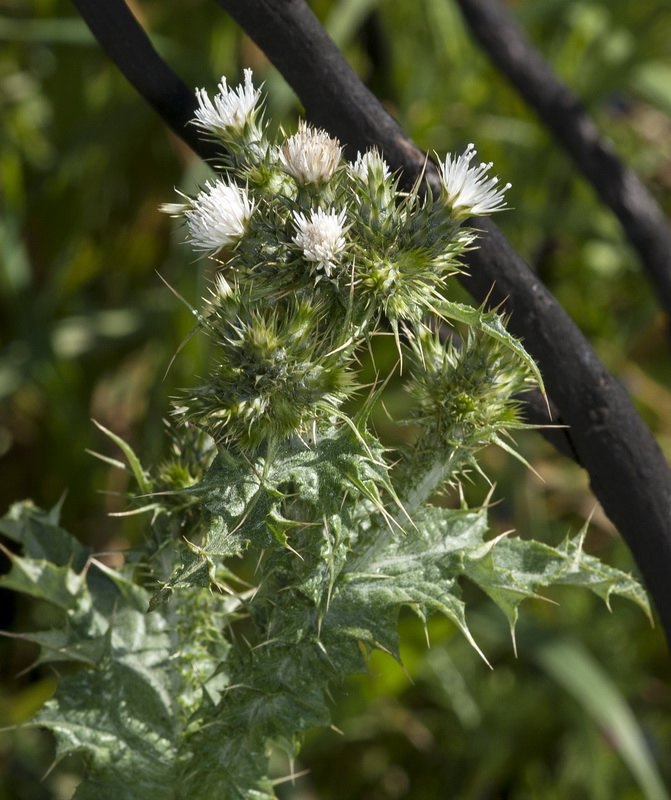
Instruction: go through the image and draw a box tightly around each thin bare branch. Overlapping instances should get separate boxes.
[71,0,220,160]
[454,0,671,323]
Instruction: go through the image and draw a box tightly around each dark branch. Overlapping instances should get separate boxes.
[465,217,671,642]
[71,0,220,160]
[454,0,671,324]
[212,0,434,186]
[518,390,576,462]
[72,0,671,649]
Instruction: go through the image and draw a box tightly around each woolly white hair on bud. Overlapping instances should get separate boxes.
[194,68,261,134]
[280,121,342,185]
[438,143,511,217]
[292,208,348,276]
[204,273,234,311]
[351,149,391,181]
[185,180,254,254]
[213,273,233,299]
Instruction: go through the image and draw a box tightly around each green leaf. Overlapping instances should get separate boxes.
[336,505,650,664]
[332,506,492,663]
[93,419,153,495]
[3,627,107,667]
[465,524,651,639]
[153,426,397,606]
[35,619,184,800]
[150,450,277,605]
[1,503,237,798]
[0,550,87,610]
[0,499,89,570]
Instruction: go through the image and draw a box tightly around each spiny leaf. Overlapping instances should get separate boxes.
[154,426,397,604]
[334,506,492,663]
[1,503,240,799]
[151,452,277,605]
[336,505,650,664]
[457,514,650,637]
[0,499,89,570]
[0,549,87,610]
[1,627,107,667]
[432,298,545,397]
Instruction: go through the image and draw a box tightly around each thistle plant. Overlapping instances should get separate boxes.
[0,70,649,799]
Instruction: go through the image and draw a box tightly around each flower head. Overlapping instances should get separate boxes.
[351,149,391,181]
[292,207,348,276]
[280,121,342,185]
[184,180,254,254]
[438,143,510,218]
[194,68,262,134]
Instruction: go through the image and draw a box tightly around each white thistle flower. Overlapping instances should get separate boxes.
[194,68,261,134]
[185,180,254,254]
[351,149,391,181]
[438,143,511,217]
[292,207,348,276]
[280,121,342,185]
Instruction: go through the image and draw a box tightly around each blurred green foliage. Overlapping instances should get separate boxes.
[0,0,670,797]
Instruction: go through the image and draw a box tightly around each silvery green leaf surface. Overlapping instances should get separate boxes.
[0,499,89,569]
[336,506,650,662]
[153,426,396,606]
[1,461,650,797]
[1,501,248,799]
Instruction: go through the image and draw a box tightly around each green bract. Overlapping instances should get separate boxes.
[1,71,649,798]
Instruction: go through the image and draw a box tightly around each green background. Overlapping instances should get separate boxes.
[1,1,670,797]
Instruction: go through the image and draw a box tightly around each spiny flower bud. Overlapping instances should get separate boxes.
[178,299,353,450]
[407,327,531,450]
[351,149,391,182]
[212,272,233,299]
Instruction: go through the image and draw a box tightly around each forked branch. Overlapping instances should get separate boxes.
[455,0,671,323]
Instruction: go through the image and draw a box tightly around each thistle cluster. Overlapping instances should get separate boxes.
[162,69,518,456]
[0,71,648,800]
[178,294,352,450]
